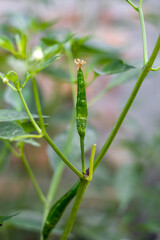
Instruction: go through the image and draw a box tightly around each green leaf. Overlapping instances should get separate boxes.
[30,18,58,32]
[4,81,42,112]
[0,122,27,139]
[70,35,92,57]
[29,55,59,75]
[48,125,97,171]
[15,33,27,59]
[42,180,80,240]
[140,221,160,233]
[0,122,39,146]
[106,67,140,90]
[6,71,20,88]
[0,212,19,226]
[7,210,64,236]
[35,55,59,73]
[41,37,59,46]
[88,67,140,106]
[94,59,134,76]
[114,163,143,209]
[0,35,16,54]
[7,211,41,232]
[43,66,70,82]
[0,109,47,122]
[79,39,120,56]
[20,120,48,134]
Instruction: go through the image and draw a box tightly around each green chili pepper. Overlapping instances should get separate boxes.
[74,59,88,174]
[42,180,80,240]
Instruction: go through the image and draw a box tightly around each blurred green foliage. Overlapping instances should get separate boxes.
[0,10,159,240]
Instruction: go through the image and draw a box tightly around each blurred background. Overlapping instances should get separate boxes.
[0,0,160,239]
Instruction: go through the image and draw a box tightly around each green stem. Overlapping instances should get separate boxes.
[88,144,96,181]
[46,108,76,208]
[41,99,77,238]
[11,134,42,141]
[32,77,46,133]
[7,82,17,92]
[151,66,160,71]
[18,90,42,134]
[0,144,8,172]
[60,180,89,240]
[93,34,160,171]
[88,83,111,107]
[80,136,86,174]
[65,46,76,106]
[4,141,20,158]
[43,131,83,179]
[125,0,139,11]
[139,0,143,8]
[43,162,65,220]
[138,7,148,64]
[19,144,46,204]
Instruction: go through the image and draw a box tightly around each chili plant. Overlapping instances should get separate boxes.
[0,0,160,239]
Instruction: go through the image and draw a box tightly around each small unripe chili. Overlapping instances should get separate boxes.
[74,59,87,174]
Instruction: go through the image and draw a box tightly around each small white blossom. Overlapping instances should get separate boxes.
[2,77,9,84]
[32,47,44,61]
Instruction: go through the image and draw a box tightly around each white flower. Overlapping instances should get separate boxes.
[2,77,9,84]
[32,47,44,61]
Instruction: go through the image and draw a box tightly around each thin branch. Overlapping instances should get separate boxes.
[125,0,139,11]
[93,34,160,171]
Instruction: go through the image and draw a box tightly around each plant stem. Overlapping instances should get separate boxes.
[18,90,42,134]
[60,179,89,240]
[0,144,8,172]
[93,34,160,171]
[125,0,139,11]
[7,82,17,92]
[32,77,46,133]
[138,7,148,64]
[19,144,46,205]
[41,95,77,240]
[46,108,76,206]
[11,134,42,141]
[43,131,83,179]
[4,141,20,158]
[80,136,86,174]
[139,0,143,8]
[151,66,160,71]
[65,45,76,106]
[59,144,96,239]
[43,162,65,220]
[45,108,76,208]
[88,144,96,181]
